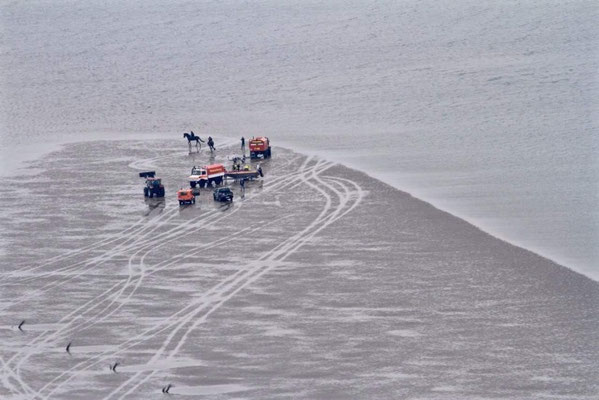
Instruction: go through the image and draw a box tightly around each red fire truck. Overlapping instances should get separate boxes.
[188,164,226,188]
[249,136,271,159]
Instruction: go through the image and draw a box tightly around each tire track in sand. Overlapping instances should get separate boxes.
[106,163,365,399]
[35,158,334,399]
[1,150,184,284]
[3,157,328,399]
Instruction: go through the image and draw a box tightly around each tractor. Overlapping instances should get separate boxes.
[139,171,165,198]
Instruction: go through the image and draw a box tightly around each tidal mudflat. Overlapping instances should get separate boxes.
[1,140,597,399]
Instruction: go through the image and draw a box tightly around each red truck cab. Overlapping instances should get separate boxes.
[249,137,271,159]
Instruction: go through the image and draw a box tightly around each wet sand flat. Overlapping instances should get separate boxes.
[0,140,598,399]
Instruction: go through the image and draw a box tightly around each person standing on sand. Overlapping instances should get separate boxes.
[241,178,247,197]
[241,136,245,150]
[207,136,215,152]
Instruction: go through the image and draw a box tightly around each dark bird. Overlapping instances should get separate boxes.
[66,342,72,354]
[162,384,172,394]
[110,362,119,373]
[18,320,25,332]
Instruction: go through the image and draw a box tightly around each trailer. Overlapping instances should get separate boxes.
[226,165,263,181]
[225,170,259,181]
[188,164,226,188]
[225,160,263,181]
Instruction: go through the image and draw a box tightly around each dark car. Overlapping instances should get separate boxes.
[213,187,234,202]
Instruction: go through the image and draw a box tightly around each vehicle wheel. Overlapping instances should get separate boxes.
[190,181,196,188]
[192,198,195,204]
[149,192,153,198]
[179,200,183,205]
[159,188,165,197]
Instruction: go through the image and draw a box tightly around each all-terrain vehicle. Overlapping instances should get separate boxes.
[213,187,234,202]
[139,171,165,198]
[249,137,271,159]
[177,188,196,205]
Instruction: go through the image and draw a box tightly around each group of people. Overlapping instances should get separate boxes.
[231,163,251,172]
[230,155,249,171]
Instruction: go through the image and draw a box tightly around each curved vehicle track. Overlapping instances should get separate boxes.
[1,150,364,400]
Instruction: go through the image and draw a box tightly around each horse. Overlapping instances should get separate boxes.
[183,131,203,152]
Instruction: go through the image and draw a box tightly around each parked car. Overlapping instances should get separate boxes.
[213,187,234,202]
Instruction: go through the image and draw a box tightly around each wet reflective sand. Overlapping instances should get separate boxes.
[0,140,597,399]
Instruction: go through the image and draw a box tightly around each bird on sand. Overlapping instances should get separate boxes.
[162,384,172,394]
[18,320,25,332]
[110,362,119,373]
[66,342,72,354]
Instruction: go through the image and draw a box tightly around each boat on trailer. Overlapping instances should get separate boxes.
[225,169,261,181]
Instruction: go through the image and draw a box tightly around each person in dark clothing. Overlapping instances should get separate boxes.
[240,178,246,198]
[241,136,245,149]
[207,136,215,152]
